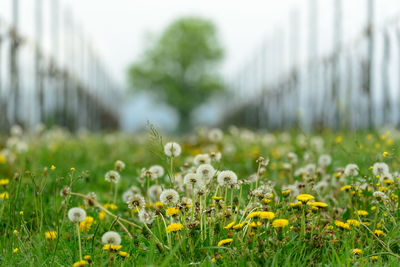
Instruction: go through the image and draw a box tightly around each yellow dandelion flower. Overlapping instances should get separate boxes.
[335,136,342,143]
[346,219,360,227]
[73,260,88,267]
[155,201,164,207]
[0,179,9,186]
[50,165,56,171]
[13,248,18,253]
[382,152,389,157]
[374,230,386,237]
[166,207,180,216]
[212,196,223,201]
[0,192,9,199]
[247,211,261,219]
[307,201,328,208]
[341,185,351,191]
[104,203,118,210]
[103,244,122,251]
[224,221,236,229]
[334,220,351,230]
[217,238,233,247]
[19,211,23,215]
[296,194,314,203]
[211,258,216,263]
[83,255,91,261]
[99,211,106,220]
[282,189,291,196]
[357,210,368,216]
[13,230,18,235]
[0,153,6,164]
[290,202,302,208]
[70,167,76,172]
[370,256,378,261]
[45,231,57,240]
[259,211,275,220]
[232,223,244,229]
[262,198,271,204]
[80,216,94,233]
[272,219,289,228]
[166,223,183,233]
[118,251,130,258]
[351,249,362,255]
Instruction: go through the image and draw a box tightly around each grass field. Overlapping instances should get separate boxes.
[1,125,400,266]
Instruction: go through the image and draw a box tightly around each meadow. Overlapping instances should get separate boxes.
[1,125,400,266]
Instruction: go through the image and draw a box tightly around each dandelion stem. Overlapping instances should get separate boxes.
[76,223,82,261]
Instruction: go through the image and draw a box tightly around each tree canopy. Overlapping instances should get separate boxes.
[128,16,224,131]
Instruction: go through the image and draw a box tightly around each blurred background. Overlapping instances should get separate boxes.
[0,0,400,133]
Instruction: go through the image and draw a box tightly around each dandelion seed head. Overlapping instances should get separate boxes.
[101,231,121,245]
[149,165,165,179]
[160,189,180,205]
[164,142,181,157]
[126,194,145,209]
[344,164,359,177]
[105,170,121,184]
[193,154,211,166]
[217,170,238,187]
[68,207,86,223]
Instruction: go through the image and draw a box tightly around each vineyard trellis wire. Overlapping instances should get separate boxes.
[0,0,121,132]
[224,0,400,131]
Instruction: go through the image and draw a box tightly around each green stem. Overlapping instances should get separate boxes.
[76,223,82,261]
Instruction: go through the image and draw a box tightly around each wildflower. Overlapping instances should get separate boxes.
[357,210,369,216]
[247,211,261,219]
[346,219,360,227]
[196,164,215,182]
[307,202,328,208]
[45,231,57,240]
[166,223,183,233]
[296,194,314,203]
[351,249,362,255]
[114,160,126,171]
[166,207,180,216]
[217,170,238,187]
[208,128,223,142]
[50,165,56,171]
[103,244,122,251]
[13,248,18,253]
[370,256,378,261]
[68,207,86,223]
[104,203,118,210]
[184,173,203,188]
[60,186,71,197]
[13,230,18,235]
[344,164,359,177]
[318,154,332,167]
[139,209,156,224]
[272,219,289,228]
[193,154,211,166]
[73,260,88,267]
[149,165,164,180]
[148,184,162,201]
[248,221,262,228]
[217,238,233,247]
[0,179,9,186]
[160,189,180,205]
[0,153,6,164]
[372,162,389,176]
[19,211,23,215]
[83,255,92,263]
[105,170,120,184]
[126,194,145,210]
[232,223,244,229]
[84,192,97,207]
[373,191,388,201]
[290,202,302,208]
[334,220,350,230]
[382,152,389,157]
[122,190,134,203]
[79,216,94,233]
[224,221,236,229]
[118,251,130,258]
[374,230,386,237]
[102,231,121,245]
[164,142,182,157]
[212,196,223,200]
[282,189,291,196]
[99,211,106,220]
[70,167,76,172]
[340,185,352,192]
[0,192,9,199]
[259,211,275,220]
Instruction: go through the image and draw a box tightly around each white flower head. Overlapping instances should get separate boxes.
[217,170,238,187]
[318,154,332,167]
[164,142,182,157]
[149,165,165,180]
[139,209,155,225]
[122,190,134,202]
[193,154,211,166]
[148,184,163,201]
[129,185,141,195]
[373,162,389,176]
[209,152,222,162]
[208,128,223,142]
[287,152,298,165]
[344,164,359,177]
[67,207,86,223]
[105,170,121,184]
[101,231,121,245]
[126,194,145,210]
[184,173,203,188]
[196,164,215,182]
[114,160,126,172]
[160,189,180,205]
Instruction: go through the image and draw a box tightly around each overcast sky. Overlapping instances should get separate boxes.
[1,0,400,130]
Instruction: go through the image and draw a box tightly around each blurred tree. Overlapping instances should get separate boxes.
[128,17,224,132]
